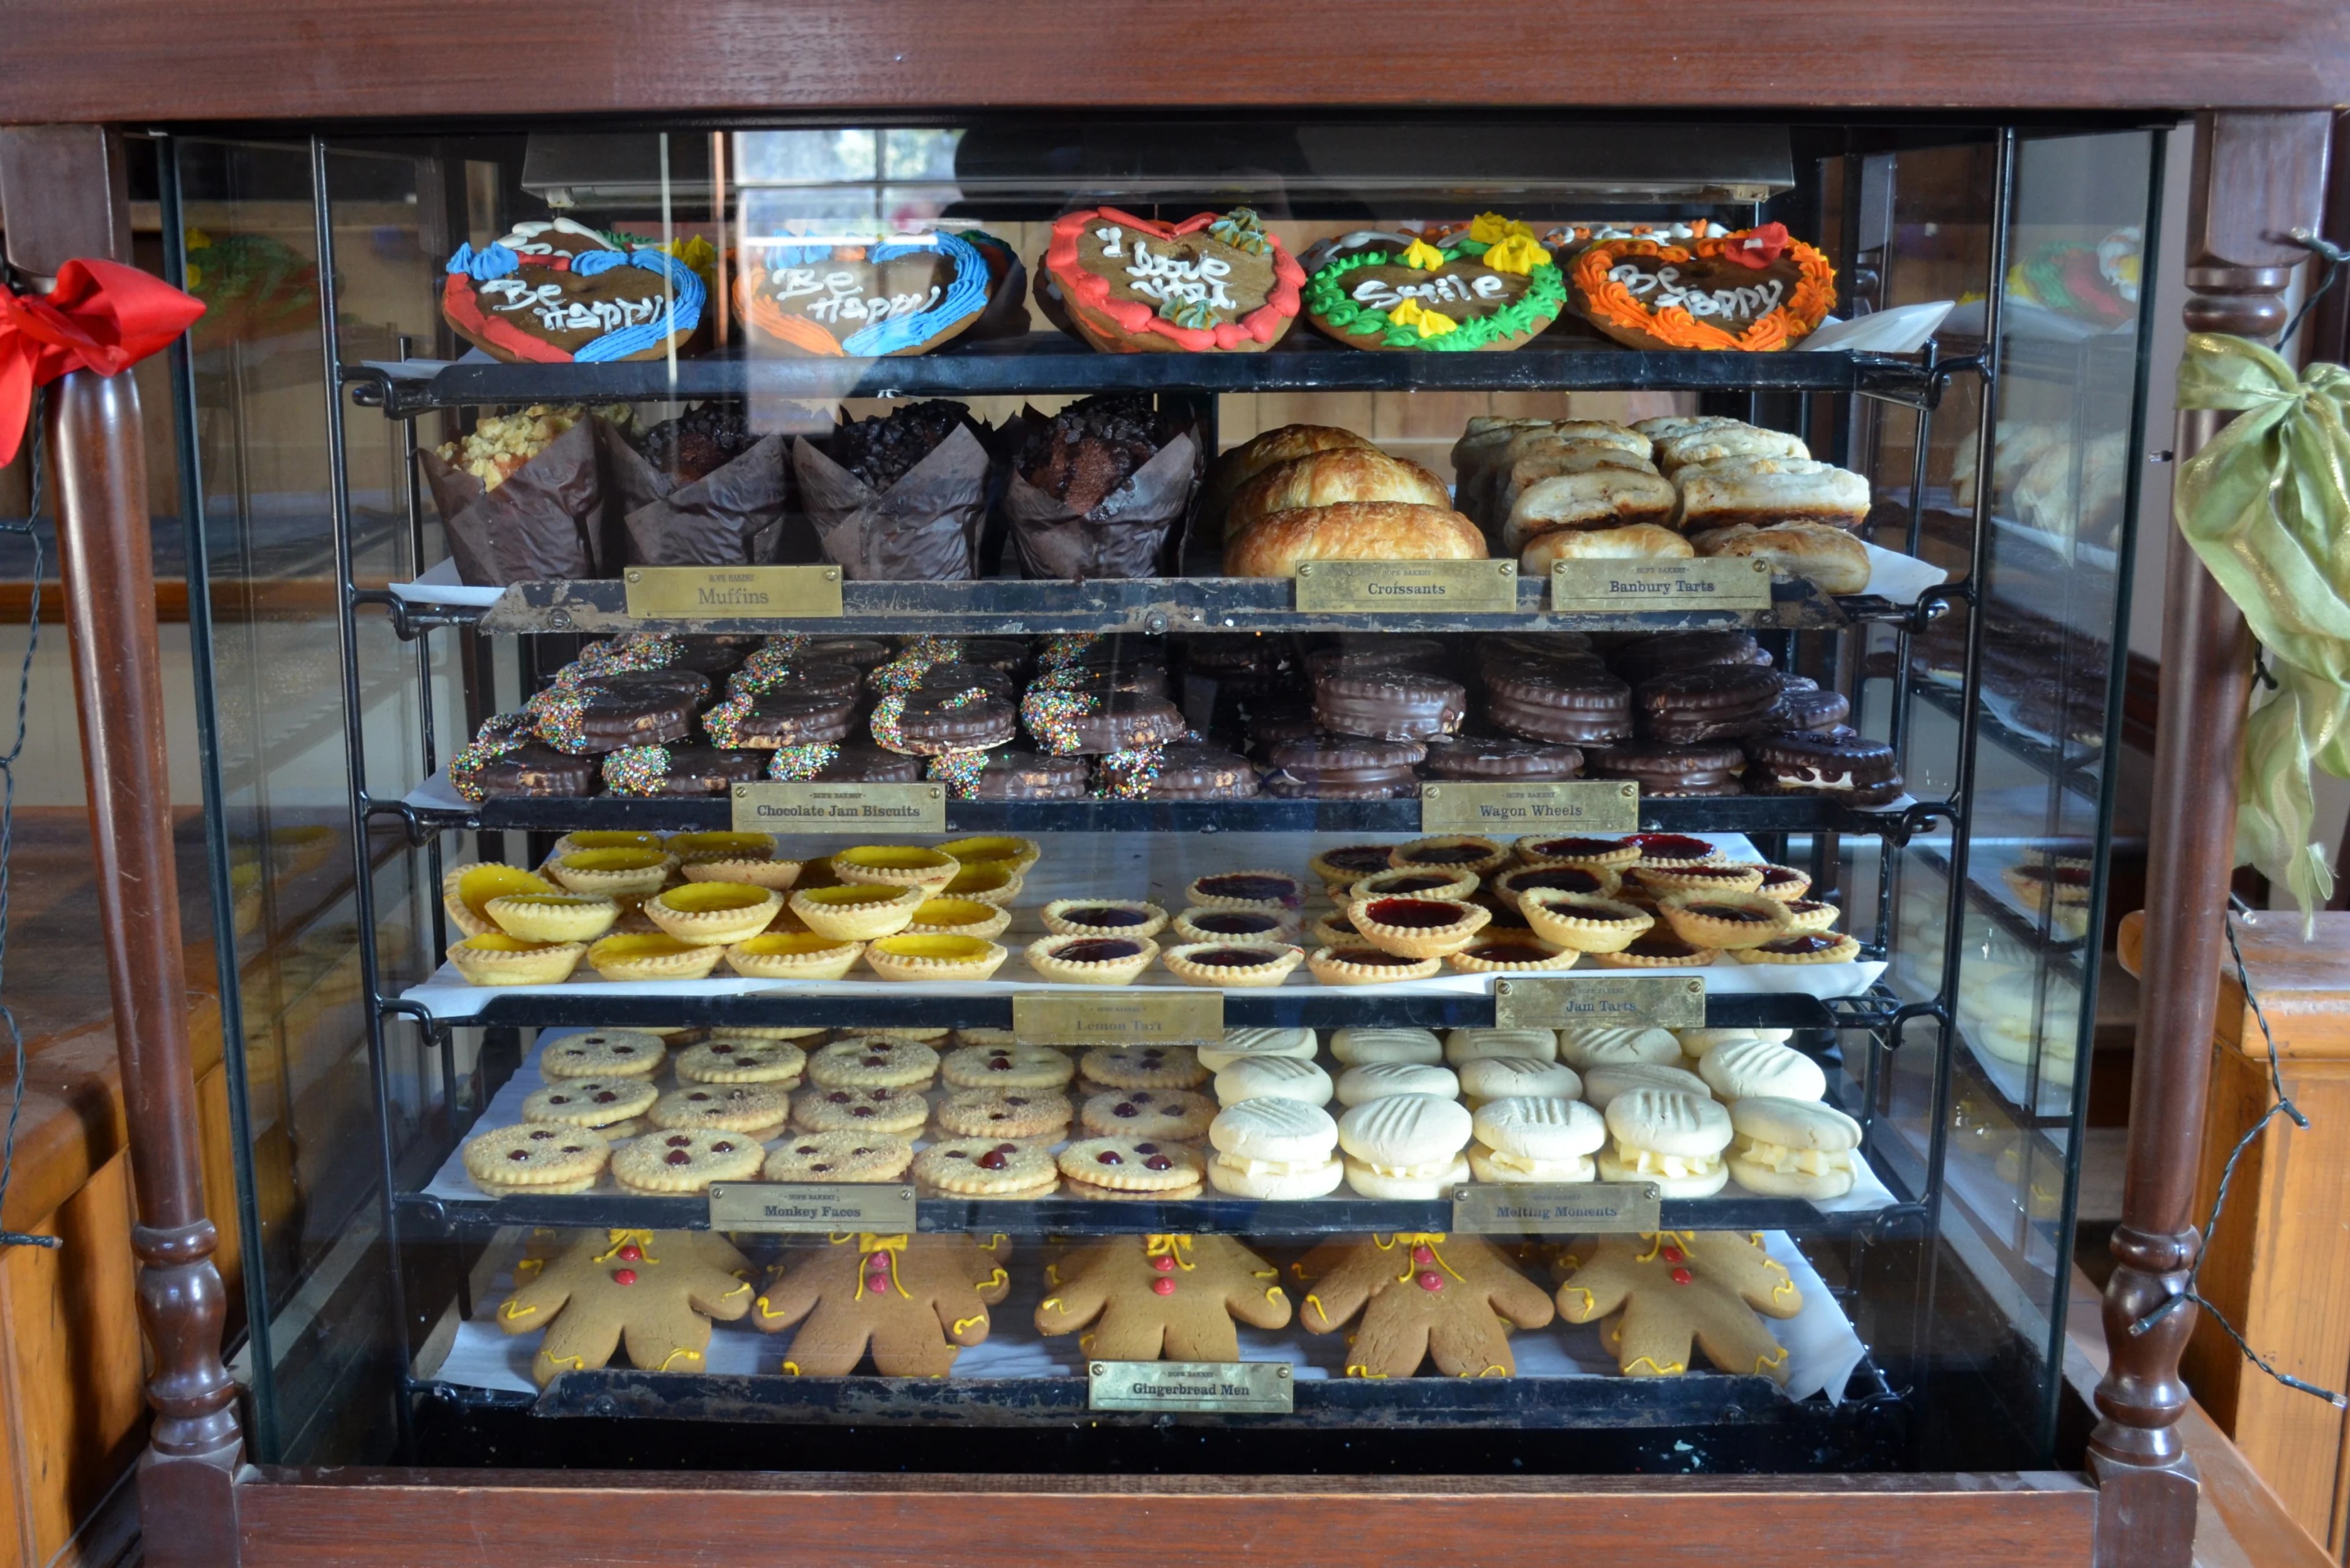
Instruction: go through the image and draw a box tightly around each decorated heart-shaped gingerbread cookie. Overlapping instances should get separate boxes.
[1044,206,1303,354]
[1571,223,1835,352]
[1305,213,1565,352]
[737,231,994,357]
[442,217,707,364]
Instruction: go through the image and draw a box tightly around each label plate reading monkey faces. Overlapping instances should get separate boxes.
[707,1182,916,1233]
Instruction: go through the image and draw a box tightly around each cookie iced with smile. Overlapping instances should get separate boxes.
[1305,214,1566,352]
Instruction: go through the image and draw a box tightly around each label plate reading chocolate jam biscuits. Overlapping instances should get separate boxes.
[732,782,946,833]
[1088,1359,1294,1414]
[1419,780,1637,835]
[707,1181,916,1233]
[1549,557,1772,614]
[1452,1181,1662,1236]
[1292,559,1522,615]
[1492,975,1706,1030]
[624,566,845,621]
[1014,991,1223,1048]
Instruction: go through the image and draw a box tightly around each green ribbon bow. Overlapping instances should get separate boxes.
[2173,332,2350,930]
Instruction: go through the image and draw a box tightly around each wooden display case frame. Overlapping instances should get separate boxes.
[0,6,2341,1562]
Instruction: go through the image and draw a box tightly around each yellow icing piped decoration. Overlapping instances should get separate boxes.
[755,1294,781,1319]
[1467,212,1536,246]
[538,1354,587,1374]
[1348,1365,1390,1379]
[985,1268,1009,1291]
[1756,1348,1789,1373]
[720,1282,753,1301]
[1387,299,1457,338]
[499,1301,539,1321]
[1398,238,1446,271]
[593,1229,658,1264]
[781,1360,802,1375]
[1265,1286,1284,1305]
[1624,1356,1688,1376]
[1482,233,1552,276]
[1564,1287,1595,1318]
[1041,1296,1065,1314]
[952,1315,987,1336]
[1384,1233,1465,1284]
[1144,1234,1197,1271]
[651,1346,703,1372]
[1304,1292,1328,1325]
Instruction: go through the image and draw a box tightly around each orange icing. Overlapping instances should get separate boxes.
[1573,235,1835,353]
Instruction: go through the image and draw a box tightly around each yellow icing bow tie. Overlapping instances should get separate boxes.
[1144,1234,1196,1270]
[1381,1233,1464,1283]
[592,1230,658,1264]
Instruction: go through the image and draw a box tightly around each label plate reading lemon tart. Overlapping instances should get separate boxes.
[624,565,843,620]
[1550,556,1771,613]
[1088,1359,1292,1414]
[707,1182,916,1234]
[732,782,946,834]
[1419,780,1637,835]
[1014,990,1223,1048]
[1292,559,1521,615]
[1492,975,1706,1030]
[1452,1181,1662,1236]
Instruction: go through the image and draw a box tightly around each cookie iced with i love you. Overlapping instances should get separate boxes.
[1043,206,1303,353]
[1571,223,1835,353]
[737,231,995,357]
[442,217,707,364]
[1305,214,1566,352]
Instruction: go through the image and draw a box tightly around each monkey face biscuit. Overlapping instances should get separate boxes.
[806,1036,942,1090]
[792,1085,930,1135]
[674,1039,807,1086]
[1058,1137,1207,1198]
[649,1083,791,1135]
[539,1029,667,1080]
[1081,1044,1209,1091]
[761,1132,915,1183]
[914,1139,1059,1198]
[463,1122,611,1195]
[613,1129,766,1193]
[942,1042,1077,1091]
[1206,1099,1345,1199]
[521,1077,659,1133]
[933,1089,1072,1143]
[1081,1088,1217,1143]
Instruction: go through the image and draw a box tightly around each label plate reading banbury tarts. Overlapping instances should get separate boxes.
[733,782,946,834]
[1292,558,1521,614]
[1452,1181,1662,1236]
[1550,556,1772,613]
[624,564,844,620]
[1419,780,1638,835]
[1087,1359,1294,1414]
[1014,990,1224,1048]
[1491,974,1706,1030]
[707,1182,916,1233]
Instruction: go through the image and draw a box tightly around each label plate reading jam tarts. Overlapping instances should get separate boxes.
[1088,1361,1294,1414]
[1419,780,1637,836]
[731,782,946,834]
[707,1181,916,1233]
[1014,991,1223,1048]
[1491,975,1706,1031]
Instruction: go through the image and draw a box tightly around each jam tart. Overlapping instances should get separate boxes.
[1625,861,1766,897]
[1588,931,1720,968]
[1344,895,1492,959]
[1520,890,1657,954]
[1348,865,1478,903]
[1307,946,1444,985]
[1310,908,1365,949]
[1755,864,1813,902]
[1780,898,1842,935]
[1491,862,1624,910]
[1387,835,1510,879]
[1024,933,1162,986]
[1172,906,1300,946]
[1445,935,1581,974]
[1185,870,1305,913]
[1620,832,1724,871]
[1512,834,1641,872]
[1310,843,1409,897]
[1040,899,1169,939]
[1657,890,1795,951]
[1736,931,1862,965]
[1161,941,1306,988]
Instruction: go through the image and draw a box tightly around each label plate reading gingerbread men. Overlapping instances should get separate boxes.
[1087,1360,1294,1414]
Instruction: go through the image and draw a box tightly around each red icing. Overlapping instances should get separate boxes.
[1669,1266,1694,1285]
[1152,1255,1177,1273]
[1721,222,1791,269]
[1416,1271,1445,1293]
[1411,1245,1435,1266]
[1660,1244,1684,1263]
[1152,1277,1177,1296]
[440,273,573,364]
[612,1268,638,1286]
[1046,207,1305,353]
[618,1243,643,1262]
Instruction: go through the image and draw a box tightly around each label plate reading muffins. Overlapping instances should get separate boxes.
[624,566,844,621]
[1491,975,1706,1030]
[1014,990,1224,1048]
[1548,556,1772,614]
[707,1182,916,1233]
[1292,559,1521,615]
[732,782,946,834]
[1419,780,1638,835]
[1452,1181,1662,1236]
[1088,1359,1293,1414]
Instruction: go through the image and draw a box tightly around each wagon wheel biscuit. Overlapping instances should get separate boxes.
[753,1233,1013,1376]
[1036,1234,1291,1362]
[496,1228,755,1387]
[1555,1230,1801,1382]
[1296,1232,1554,1378]
[1571,224,1836,353]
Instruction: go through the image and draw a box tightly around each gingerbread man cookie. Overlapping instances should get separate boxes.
[1556,1230,1802,1381]
[1036,1234,1291,1362]
[1296,1232,1554,1378]
[752,1233,1013,1377]
[496,1228,755,1388]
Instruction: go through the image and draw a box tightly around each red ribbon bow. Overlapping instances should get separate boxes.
[0,258,206,467]
[1720,223,1791,271]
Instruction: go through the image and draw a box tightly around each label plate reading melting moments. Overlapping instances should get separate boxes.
[733,782,946,834]
[1292,559,1521,615]
[1087,1360,1294,1414]
[707,1182,917,1234]
[624,565,844,620]
[1550,556,1772,613]
[1491,975,1707,1031]
[1014,990,1224,1048]
[1452,1181,1663,1236]
[1419,780,1638,836]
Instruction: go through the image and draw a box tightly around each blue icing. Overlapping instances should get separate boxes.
[570,248,630,277]
[445,241,519,281]
[573,249,707,364]
[836,231,989,356]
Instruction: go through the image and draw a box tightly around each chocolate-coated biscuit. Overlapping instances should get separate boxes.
[1305,640,1449,679]
[468,744,599,797]
[1100,740,1261,801]
[1585,741,1747,797]
[888,685,1018,753]
[913,662,1018,700]
[1267,731,1427,778]
[1634,666,1785,744]
[1483,663,1633,745]
[1025,690,1187,755]
[1315,667,1469,744]
[815,739,925,782]
[959,638,1033,676]
[807,637,893,670]
[961,748,1090,800]
[717,690,858,747]
[1247,708,1325,759]
[1769,676,1851,733]
[603,744,769,797]
[1185,636,1291,680]
[1744,731,1904,805]
[1609,630,1772,685]
[1422,736,1584,780]
[535,670,711,754]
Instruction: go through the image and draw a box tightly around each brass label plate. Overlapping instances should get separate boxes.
[707,1182,916,1233]
[1419,780,1638,835]
[1452,1181,1663,1236]
[1013,990,1224,1047]
[732,782,946,834]
[1087,1360,1294,1414]
[1550,556,1772,613]
[1292,559,1520,614]
[1491,974,1707,1030]
[624,565,843,620]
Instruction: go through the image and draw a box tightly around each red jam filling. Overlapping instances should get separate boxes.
[1188,947,1281,967]
[1332,948,1422,967]
[1467,943,1557,963]
[1189,911,1281,936]
[1628,834,1714,861]
[1624,933,1704,958]
[1685,904,1770,922]
[1511,868,1603,896]
[1364,898,1464,930]
[1787,900,1831,917]
[1403,845,1488,865]
[1531,836,1628,859]
[1765,935,1841,955]
[1759,867,1804,887]
[976,1149,1009,1170]
[1054,938,1144,963]
[1326,846,1398,873]
[1196,874,1297,905]
[1061,905,1147,927]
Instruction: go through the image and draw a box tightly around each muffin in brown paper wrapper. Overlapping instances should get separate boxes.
[791,422,993,581]
[1000,422,1199,581]
[606,422,794,567]
[421,416,608,586]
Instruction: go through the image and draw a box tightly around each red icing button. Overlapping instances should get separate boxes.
[1411,1245,1435,1266]
[611,1268,638,1286]
[1670,1266,1694,1285]
[1416,1271,1444,1292]
[1151,1255,1176,1273]
[617,1243,643,1262]
[1151,1278,1176,1296]
[1660,1244,1684,1263]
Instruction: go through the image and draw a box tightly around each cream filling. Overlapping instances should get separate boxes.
[1477,1146,1595,1178]
[1354,1155,1461,1180]
[1214,1152,1337,1179]
[1733,1136,1855,1178]
[1613,1139,1724,1179]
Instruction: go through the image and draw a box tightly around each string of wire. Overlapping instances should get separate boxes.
[2127,906,2341,1406]
[0,393,58,1250]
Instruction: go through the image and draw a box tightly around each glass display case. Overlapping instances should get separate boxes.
[161,113,2164,1484]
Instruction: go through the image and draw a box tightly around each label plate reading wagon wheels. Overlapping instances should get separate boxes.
[1491,975,1706,1031]
[1419,780,1638,835]
[1292,558,1521,614]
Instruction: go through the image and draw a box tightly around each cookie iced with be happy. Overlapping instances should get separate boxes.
[444,217,706,364]
[738,231,993,357]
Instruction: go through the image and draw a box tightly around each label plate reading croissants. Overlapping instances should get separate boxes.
[1292,559,1522,614]
[707,1182,916,1233]
[623,565,844,620]
[732,782,947,834]
[1490,974,1707,1031]
[1419,780,1638,835]
[1088,1360,1294,1414]
[1452,1181,1663,1236]
[1548,556,1772,613]
[1014,991,1224,1048]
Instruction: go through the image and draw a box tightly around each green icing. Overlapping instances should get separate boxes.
[1304,241,1565,352]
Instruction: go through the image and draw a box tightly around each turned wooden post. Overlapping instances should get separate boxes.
[2089,108,2333,1566]
[0,126,242,1560]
